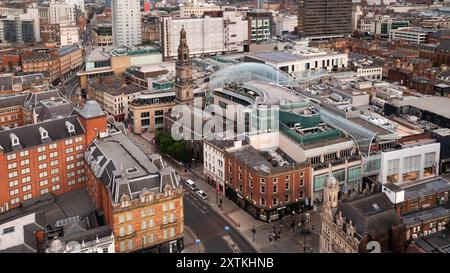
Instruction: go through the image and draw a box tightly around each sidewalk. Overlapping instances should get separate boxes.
[182,226,205,253]
[125,133,321,253]
[183,165,321,253]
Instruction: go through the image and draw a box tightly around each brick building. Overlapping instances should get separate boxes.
[141,17,160,45]
[225,144,311,222]
[40,24,61,45]
[434,39,450,66]
[0,101,106,212]
[21,48,60,83]
[84,130,184,253]
[0,93,28,128]
[0,86,68,129]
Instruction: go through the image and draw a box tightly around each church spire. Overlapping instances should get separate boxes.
[175,26,194,105]
[323,164,339,209]
[177,25,191,66]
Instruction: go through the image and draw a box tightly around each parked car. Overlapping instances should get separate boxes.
[185,179,198,191]
[196,190,208,200]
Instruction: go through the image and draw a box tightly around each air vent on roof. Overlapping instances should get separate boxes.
[3,226,15,234]
[126,167,138,174]
[55,215,80,228]
[65,121,75,134]
[372,203,380,211]
[10,133,20,147]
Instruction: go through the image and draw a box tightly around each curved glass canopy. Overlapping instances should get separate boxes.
[208,62,299,91]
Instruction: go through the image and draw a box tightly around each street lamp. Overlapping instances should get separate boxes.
[192,158,195,169]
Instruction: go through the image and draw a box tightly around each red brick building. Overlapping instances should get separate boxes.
[0,101,106,212]
[225,145,311,222]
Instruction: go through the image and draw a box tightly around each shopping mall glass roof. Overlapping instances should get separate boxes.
[208,62,299,91]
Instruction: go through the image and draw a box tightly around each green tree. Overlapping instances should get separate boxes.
[155,130,191,162]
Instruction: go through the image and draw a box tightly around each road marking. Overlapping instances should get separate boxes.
[186,196,206,214]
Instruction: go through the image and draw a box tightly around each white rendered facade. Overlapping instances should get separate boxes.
[46,233,115,253]
[379,142,441,185]
[63,0,85,13]
[389,27,428,44]
[0,8,41,43]
[49,2,76,25]
[274,14,297,36]
[246,49,348,77]
[203,141,226,194]
[112,0,142,47]
[356,67,383,80]
[161,12,247,58]
[60,24,80,46]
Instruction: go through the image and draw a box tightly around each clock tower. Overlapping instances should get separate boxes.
[174,26,194,106]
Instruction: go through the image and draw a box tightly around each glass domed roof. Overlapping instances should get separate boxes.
[208,62,299,91]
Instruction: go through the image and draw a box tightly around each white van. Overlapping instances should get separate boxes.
[185,179,198,191]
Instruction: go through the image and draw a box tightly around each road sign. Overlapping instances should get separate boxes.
[195,239,201,245]
[224,226,230,232]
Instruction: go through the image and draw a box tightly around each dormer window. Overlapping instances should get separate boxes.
[10,133,19,147]
[39,127,49,140]
[65,121,75,134]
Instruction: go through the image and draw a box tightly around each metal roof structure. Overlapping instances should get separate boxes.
[208,62,299,91]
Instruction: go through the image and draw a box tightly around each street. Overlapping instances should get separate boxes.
[184,189,257,253]
[127,133,257,253]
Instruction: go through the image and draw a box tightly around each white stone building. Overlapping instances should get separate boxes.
[274,14,297,36]
[49,2,76,25]
[389,27,430,44]
[245,48,348,77]
[60,24,80,46]
[379,140,440,185]
[203,139,245,195]
[161,11,248,59]
[63,0,85,13]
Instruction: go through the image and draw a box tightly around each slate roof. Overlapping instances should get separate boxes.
[12,73,45,87]
[85,132,180,204]
[35,99,75,122]
[59,225,112,245]
[0,74,13,91]
[23,89,63,109]
[0,115,85,153]
[338,193,401,237]
[432,30,450,40]
[403,206,450,228]
[437,39,450,52]
[91,76,143,96]
[0,93,27,108]
[79,100,106,119]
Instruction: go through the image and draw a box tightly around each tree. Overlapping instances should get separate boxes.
[155,130,191,162]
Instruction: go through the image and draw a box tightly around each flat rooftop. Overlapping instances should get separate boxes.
[0,188,97,228]
[403,206,450,227]
[91,76,144,96]
[243,81,304,104]
[227,145,304,175]
[247,49,340,64]
[403,177,450,200]
[433,128,450,137]
[349,117,393,136]
[58,45,80,57]
[391,97,450,120]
